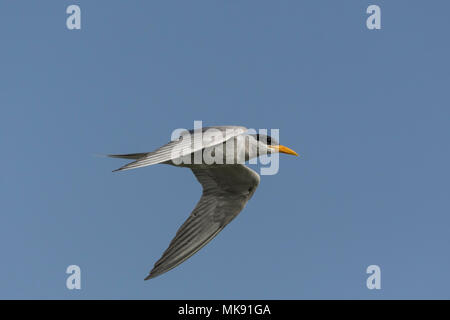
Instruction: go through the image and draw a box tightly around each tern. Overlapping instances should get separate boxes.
[108,126,298,280]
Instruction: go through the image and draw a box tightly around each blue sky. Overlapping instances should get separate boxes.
[1,1,449,299]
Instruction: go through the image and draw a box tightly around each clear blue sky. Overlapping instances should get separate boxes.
[1,1,449,299]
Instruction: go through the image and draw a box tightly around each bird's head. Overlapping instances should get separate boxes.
[250,134,299,157]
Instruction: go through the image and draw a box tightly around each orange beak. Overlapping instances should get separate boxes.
[270,145,299,156]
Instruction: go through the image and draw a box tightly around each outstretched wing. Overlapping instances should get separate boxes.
[111,126,246,172]
[145,164,260,280]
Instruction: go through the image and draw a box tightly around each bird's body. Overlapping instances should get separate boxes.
[108,126,297,280]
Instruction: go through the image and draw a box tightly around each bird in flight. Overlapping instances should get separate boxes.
[108,126,298,280]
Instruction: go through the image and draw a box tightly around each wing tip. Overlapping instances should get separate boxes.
[144,275,152,281]
[144,270,159,281]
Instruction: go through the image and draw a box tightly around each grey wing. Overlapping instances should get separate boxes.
[111,126,247,172]
[145,164,260,280]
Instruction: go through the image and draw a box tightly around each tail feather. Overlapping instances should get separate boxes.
[108,152,158,172]
[107,152,149,160]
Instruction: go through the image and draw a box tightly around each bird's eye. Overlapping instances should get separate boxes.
[267,137,272,145]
